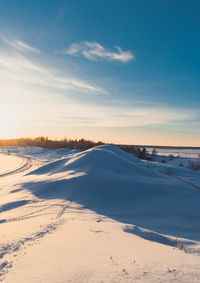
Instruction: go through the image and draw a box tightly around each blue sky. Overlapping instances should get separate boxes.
[0,0,199,145]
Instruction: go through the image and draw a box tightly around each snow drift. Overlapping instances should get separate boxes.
[1,145,200,282]
[22,145,200,242]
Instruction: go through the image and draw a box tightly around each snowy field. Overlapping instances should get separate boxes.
[146,147,200,159]
[0,145,200,282]
[0,156,25,175]
[145,147,200,169]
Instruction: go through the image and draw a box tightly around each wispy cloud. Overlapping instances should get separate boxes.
[0,36,198,141]
[2,37,40,54]
[61,105,196,128]
[61,41,135,63]
[0,42,196,130]
[30,102,198,129]
[0,48,108,95]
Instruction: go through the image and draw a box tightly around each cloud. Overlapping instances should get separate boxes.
[0,36,197,140]
[2,37,40,54]
[32,103,197,129]
[0,48,108,95]
[0,44,196,131]
[0,51,45,73]
[76,105,196,128]
[62,41,135,63]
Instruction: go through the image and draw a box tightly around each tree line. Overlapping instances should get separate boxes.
[0,137,155,161]
[0,137,104,151]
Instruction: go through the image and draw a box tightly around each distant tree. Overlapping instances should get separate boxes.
[187,159,200,170]
[168,154,174,160]
[152,148,157,156]
[139,147,147,160]
[165,167,173,175]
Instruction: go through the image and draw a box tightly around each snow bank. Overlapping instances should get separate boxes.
[1,145,200,282]
[23,145,200,242]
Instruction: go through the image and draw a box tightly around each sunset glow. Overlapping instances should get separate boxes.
[0,2,200,282]
[0,1,199,146]
[0,105,18,138]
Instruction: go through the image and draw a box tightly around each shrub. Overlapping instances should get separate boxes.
[165,167,173,175]
[187,159,200,171]
[152,148,157,156]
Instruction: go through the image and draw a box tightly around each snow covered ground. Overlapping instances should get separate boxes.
[146,147,200,159]
[0,145,200,282]
[0,155,25,175]
[146,146,200,168]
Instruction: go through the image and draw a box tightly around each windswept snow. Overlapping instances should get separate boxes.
[0,145,200,282]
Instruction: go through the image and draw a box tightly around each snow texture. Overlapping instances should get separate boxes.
[0,145,200,282]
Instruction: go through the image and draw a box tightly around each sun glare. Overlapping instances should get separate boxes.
[0,105,18,138]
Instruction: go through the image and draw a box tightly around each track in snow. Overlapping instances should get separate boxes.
[0,156,32,178]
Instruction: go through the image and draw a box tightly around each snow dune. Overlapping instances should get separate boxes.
[0,145,200,282]
[22,145,200,242]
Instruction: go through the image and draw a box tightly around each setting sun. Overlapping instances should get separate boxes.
[0,105,18,138]
[0,1,199,282]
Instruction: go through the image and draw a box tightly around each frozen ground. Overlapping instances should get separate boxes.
[0,145,200,282]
